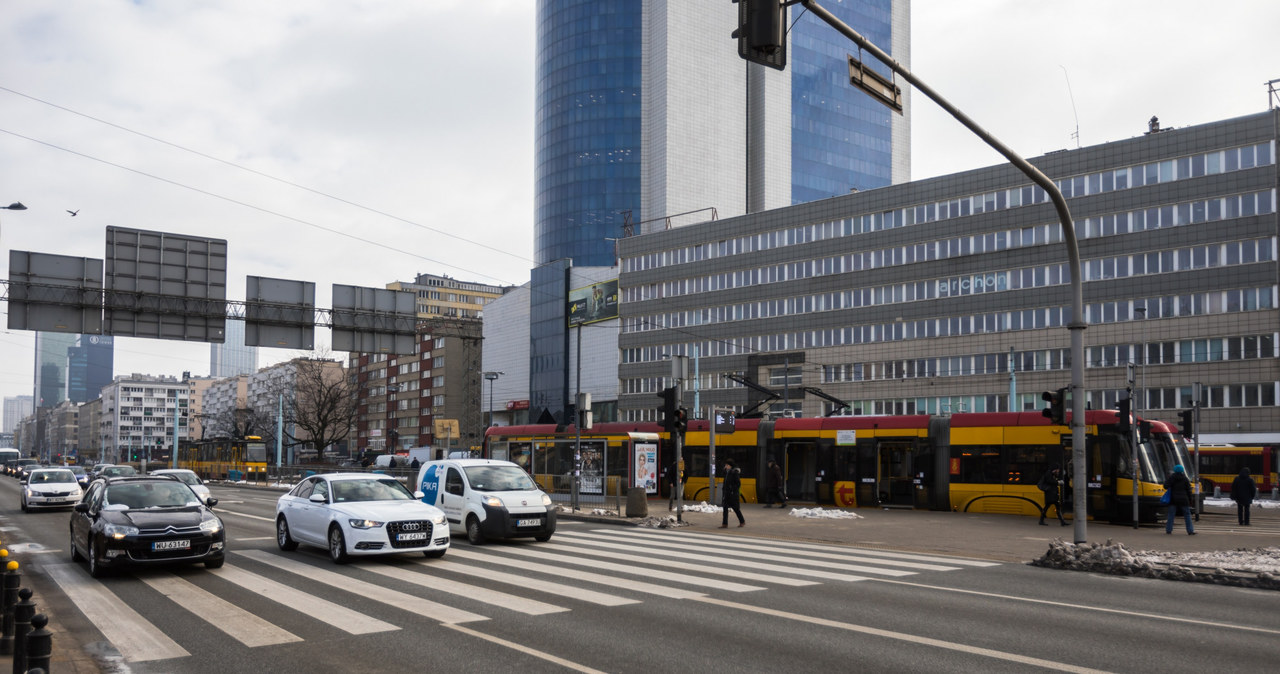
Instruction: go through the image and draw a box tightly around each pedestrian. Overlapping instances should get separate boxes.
[664,462,681,511]
[410,457,421,474]
[387,455,397,469]
[719,458,745,528]
[763,459,786,508]
[1163,464,1196,535]
[1037,465,1068,526]
[1230,467,1257,526]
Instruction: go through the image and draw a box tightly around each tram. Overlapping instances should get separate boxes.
[1195,445,1278,495]
[177,436,269,480]
[484,410,1192,523]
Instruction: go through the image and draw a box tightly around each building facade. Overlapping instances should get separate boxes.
[100,375,191,464]
[534,0,910,267]
[66,334,114,404]
[617,110,1278,445]
[210,320,259,378]
[33,332,76,408]
[3,396,33,434]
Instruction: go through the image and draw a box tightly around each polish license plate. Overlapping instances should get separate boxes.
[397,532,429,541]
[153,539,190,551]
[516,518,540,528]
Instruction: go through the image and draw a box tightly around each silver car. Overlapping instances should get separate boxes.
[150,469,213,506]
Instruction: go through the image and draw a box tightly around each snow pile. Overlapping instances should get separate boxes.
[788,507,864,520]
[1031,539,1280,590]
[636,514,691,529]
[680,502,723,514]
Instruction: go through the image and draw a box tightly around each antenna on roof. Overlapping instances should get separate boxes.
[1060,66,1080,149]
[1268,78,1280,110]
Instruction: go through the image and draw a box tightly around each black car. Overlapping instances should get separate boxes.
[70,476,225,577]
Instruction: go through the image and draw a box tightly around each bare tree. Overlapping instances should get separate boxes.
[270,357,356,461]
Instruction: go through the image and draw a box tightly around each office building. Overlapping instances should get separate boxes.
[3,396,33,434]
[33,332,76,408]
[211,320,259,378]
[616,110,1278,445]
[67,335,114,404]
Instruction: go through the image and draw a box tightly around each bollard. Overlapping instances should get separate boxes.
[0,559,19,655]
[12,587,33,674]
[24,614,51,674]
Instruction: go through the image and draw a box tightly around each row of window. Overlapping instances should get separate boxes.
[623,190,1274,309]
[622,142,1274,274]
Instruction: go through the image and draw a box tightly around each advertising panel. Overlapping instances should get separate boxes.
[567,279,618,326]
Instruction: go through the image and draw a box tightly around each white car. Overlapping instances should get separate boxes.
[275,473,449,564]
[150,469,213,505]
[21,467,84,511]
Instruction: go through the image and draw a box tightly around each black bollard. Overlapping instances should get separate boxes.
[24,614,51,674]
[0,563,19,655]
[12,587,33,674]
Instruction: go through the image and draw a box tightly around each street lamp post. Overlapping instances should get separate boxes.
[483,372,503,430]
[385,383,400,454]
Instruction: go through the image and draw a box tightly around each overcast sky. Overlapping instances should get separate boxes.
[1,0,1277,410]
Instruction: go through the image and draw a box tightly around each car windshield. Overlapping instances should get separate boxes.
[463,465,538,492]
[31,470,77,484]
[331,478,414,503]
[106,482,201,509]
[158,471,200,486]
[102,466,138,477]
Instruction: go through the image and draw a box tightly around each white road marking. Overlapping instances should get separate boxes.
[44,563,190,662]
[446,624,607,674]
[444,546,705,599]
[521,542,765,592]
[538,539,817,587]
[140,573,302,647]
[209,564,397,634]
[359,561,568,615]
[238,549,487,624]
[214,509,275,522]
[417,559,639,607]
[660,529,1002,567]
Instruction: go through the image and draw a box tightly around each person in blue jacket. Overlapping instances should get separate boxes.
[1163,464,1196,535]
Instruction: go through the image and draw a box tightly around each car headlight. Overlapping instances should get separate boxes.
[431,513,446,525]
[24,489,34,498]
[103,523,139,540]
[348,519,385,529]
[483,496,504,508]
[541,493,553,507]
[200,518,223,534]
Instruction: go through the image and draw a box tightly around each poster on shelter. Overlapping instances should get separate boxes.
[634,442,657,494]
[580,443,604,495]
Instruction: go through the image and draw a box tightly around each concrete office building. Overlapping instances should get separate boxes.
[616,110,1278,445]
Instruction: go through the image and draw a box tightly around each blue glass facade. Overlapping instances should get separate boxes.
[534,0,643,267]
[529,260,571,423]
[790,1,895,202]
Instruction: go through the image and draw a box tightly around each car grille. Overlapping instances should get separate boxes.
[40,490,75,497]
[386,520,434,549]
[137,524,205,537]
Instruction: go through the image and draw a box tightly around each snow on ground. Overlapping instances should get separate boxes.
[788,507,864,520]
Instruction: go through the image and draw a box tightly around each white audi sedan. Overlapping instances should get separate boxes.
[275,473,449,563]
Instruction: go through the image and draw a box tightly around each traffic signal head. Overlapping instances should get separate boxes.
[673,407,688,433]
[732,0,787,70]
[1116,397,1132,434]
[1041,387,1067,426]
[657,387,678,432]
[1177,409,1195,439]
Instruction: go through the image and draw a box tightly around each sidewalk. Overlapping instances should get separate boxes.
[558,498,1278,563]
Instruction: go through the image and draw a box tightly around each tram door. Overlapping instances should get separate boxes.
[784,442,818,503]
[878,441,915,507]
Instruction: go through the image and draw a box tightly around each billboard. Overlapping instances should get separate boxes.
[567,279,618,326]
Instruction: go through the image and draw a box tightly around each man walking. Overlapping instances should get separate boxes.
[1231,467,1258,526]
[719,458,744,528]
[763,459,786,508]
[1037,465,1068,526]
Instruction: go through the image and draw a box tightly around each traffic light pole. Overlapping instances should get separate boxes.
[797,0,1086,542]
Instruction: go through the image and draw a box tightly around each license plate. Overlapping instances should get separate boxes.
[153,540,190,551]
[516,518,540,528]
[397,532,429,541]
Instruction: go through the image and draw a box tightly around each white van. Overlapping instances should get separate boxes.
[416,458,556,545]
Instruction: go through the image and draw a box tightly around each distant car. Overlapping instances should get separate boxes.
[98,465,138,479]
[275,473,448,564]
[21,468,84,511]
[13,459,41,481]
[88,464,114,480]
[66,465,90,489]
[149,469,213,506]
[69,476,225,578]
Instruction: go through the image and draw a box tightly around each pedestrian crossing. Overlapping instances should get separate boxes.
[40,524,1000,664]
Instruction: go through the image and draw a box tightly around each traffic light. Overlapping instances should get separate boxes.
[673,407,689,433]
[1041,388,1067,426]
[732,0,787,71]
[1116,397,1132,434]
[657,387,678,432]
[1178,409,1195,439]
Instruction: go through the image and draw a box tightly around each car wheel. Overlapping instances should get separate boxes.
[69,529,83,562]
[328,526,349,564]
[423,548,446,559]
[535,534,553,543]
[276,517,298,551]
[204,556,225,569]
[465,515,485,545]
[87,539,107,578]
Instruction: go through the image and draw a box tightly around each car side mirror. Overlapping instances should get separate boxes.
[205,497,218,507]
[309,493,327,504]
[413,490,425,499]
[74,502,90,513]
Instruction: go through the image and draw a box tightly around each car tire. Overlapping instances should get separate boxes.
[535,534,553,543]
[465,515,485,545]
[423,548,446,559]
[204,556,225,569]
[276,517,298,551]
[88,539,107,578]
[328,526,349,564]
[69,529,83,562]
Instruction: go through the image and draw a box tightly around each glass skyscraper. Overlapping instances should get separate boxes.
[210,320,259,378]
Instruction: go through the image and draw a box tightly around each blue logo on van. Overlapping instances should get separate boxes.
[420,464,441,504]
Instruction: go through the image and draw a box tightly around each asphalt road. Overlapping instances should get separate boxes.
[1,478,1277,673]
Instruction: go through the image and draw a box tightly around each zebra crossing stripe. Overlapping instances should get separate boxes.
[238,550,488,624]
[140,573,302,647]
[544,532,874,582]
[209,564,398,634]
[658,529,1002,567]
[359,562,568,615]
[413,559,639,607]
[444,547,706,599]
[44,563,190,662]
[483,544,764,592]
[538,539,818,587]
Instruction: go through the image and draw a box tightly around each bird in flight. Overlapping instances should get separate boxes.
[67,209,79,216]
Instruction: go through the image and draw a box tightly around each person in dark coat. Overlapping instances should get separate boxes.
[1163,464,1196,535]
[719,459,744,528]
[763,459,786,508]
[410,457,421,474]
[1231,467,1258,526]
[664,462,682,511]
[1037,465,1068,526]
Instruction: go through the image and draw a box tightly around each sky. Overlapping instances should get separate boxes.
[1,0,1277,410]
